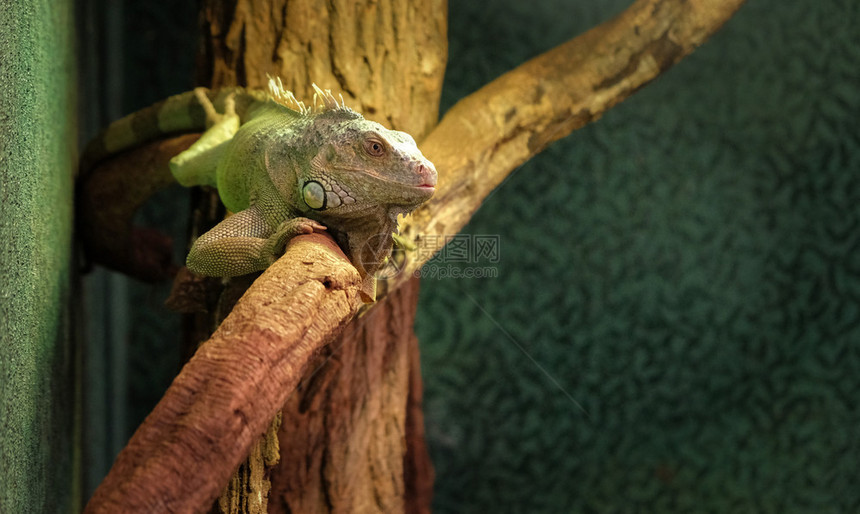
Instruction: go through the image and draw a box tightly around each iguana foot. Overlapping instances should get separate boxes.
[170,91,241,187]
[263,217,327,263]
[280,217,327,237]
[194,88,238,128]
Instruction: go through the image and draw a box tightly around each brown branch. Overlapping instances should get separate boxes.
[83,0,745,511]
[392,0,747,290]
[77,135,200,281]
[85,233,362,513]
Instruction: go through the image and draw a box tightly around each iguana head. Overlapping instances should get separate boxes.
[267,80,437,299]
[300,112,437,222]
[266,80,436,224]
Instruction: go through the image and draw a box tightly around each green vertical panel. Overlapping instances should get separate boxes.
[0,0,79,512]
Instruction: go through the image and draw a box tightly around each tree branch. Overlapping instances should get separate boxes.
[85,234,362,512]
[83,0,745,511]
[77,135,199,281]
[392,0,746,291]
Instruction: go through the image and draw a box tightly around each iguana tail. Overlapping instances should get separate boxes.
[79,87,269,174]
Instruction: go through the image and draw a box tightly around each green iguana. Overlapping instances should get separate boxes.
[82,77,437,301]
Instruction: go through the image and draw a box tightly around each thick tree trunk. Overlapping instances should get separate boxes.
[198,1,446,512]
[267,277,431,513]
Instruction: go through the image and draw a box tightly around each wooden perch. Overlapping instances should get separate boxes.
[77,134,200,281]
[394,0,747,290]
[85,233,362,512]
[83,0,745,511]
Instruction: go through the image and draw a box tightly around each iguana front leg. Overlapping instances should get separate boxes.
[187,205,326,277]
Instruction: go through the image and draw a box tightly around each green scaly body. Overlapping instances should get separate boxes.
[82,79,437,301]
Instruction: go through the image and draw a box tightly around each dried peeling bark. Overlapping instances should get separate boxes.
[82,0,745,512]
[217,413,282,514]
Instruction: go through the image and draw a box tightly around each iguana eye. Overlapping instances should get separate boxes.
[363,138,385,157]
[303,181,327,210]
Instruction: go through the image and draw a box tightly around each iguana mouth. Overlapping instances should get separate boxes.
[361,170,436,193]
[398,181,435,200]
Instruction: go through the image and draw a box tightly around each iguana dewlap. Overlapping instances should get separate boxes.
[82,78,437,301]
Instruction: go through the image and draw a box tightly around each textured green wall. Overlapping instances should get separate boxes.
[0,0,79,512]
[417,0,860,512]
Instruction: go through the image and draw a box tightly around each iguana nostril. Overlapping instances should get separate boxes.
[416,161,437,186]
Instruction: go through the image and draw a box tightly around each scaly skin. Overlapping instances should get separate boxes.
[82,78,437,301]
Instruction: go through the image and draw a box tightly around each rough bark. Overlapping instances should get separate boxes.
[197,1,446,512]
[198,0,447,140]
[77,134,199,282]
[85,234,364,513]
[267,277,426,514]
[82,0,745,512]
[394,0,748,293]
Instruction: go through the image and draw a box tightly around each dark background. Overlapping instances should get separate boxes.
[79,0,860,511]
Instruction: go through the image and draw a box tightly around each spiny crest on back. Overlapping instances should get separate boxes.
[267,76,310,114]
[266,75,352,117]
